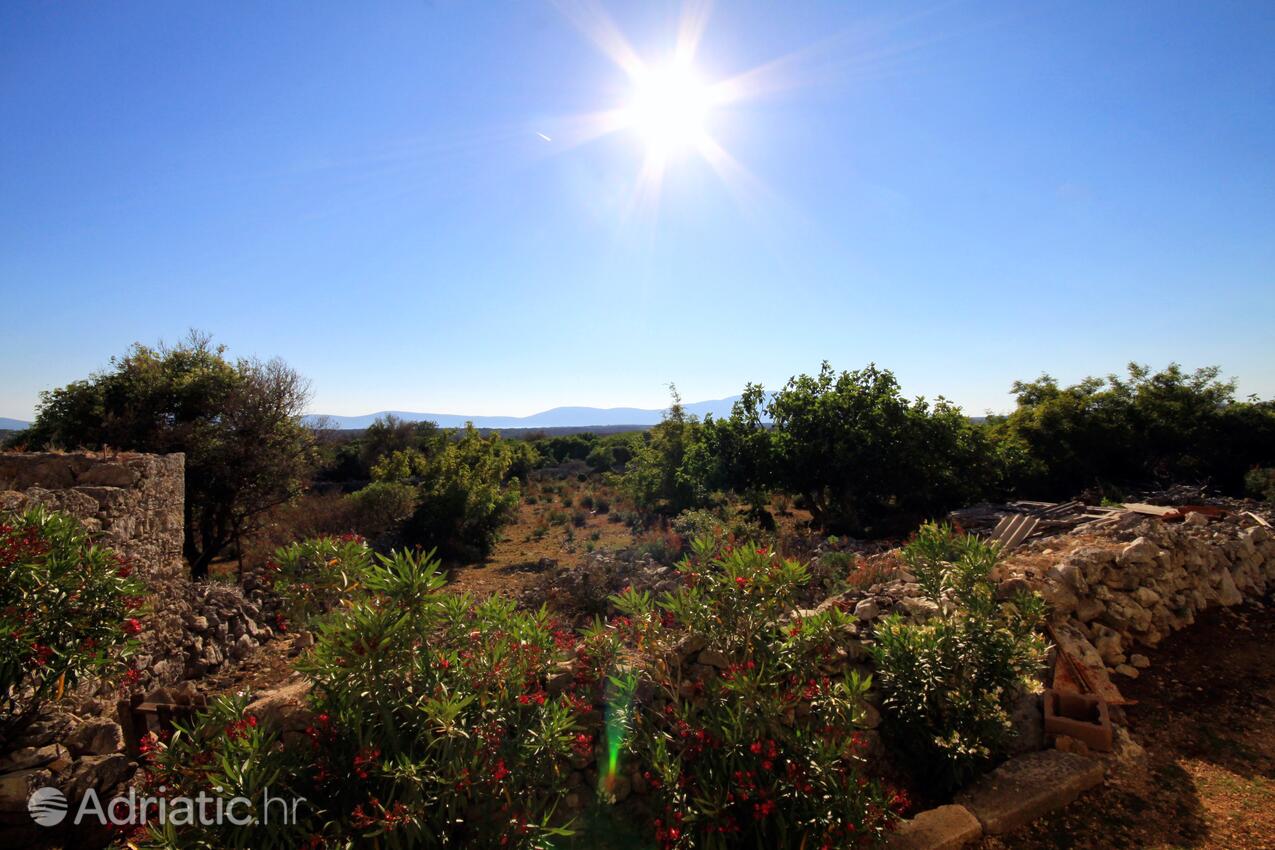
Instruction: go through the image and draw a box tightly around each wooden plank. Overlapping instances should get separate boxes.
[1120,502,1180,517]
[1000,515,1039,551]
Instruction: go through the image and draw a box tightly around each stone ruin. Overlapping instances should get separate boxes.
[0,451,274,841]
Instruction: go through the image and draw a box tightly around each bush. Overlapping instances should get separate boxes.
[610,537,904,848]
[0,507,143,745]
[384,425,523,561]
[268,535,371,628]
[346,481,419,537]
[1245,467,1275,503]
[125,694,314,850]
[870,523,1046,791]
[298,547,594,848]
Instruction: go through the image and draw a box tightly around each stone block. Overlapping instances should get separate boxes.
[889,805,982,850]
[955,750,1104,835]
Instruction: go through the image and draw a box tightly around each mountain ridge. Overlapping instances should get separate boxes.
[306,396,741,430]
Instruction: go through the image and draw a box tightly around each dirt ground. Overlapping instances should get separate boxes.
[446,479,638,597]
[981,598,1275,850]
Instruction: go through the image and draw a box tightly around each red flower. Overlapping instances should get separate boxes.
[122,618,142,636]
[492,759,510,782]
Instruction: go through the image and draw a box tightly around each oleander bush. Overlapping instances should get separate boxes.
[126,694,315,850]
[609,537,905,849]
[296,546,597,849]
[0,506,144,746]
[870,523,1046,792]
[267,534,372,628]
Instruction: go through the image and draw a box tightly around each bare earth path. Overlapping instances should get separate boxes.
[981,598,1275,850]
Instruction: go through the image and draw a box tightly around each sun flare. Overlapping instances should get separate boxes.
[622,64,713,152]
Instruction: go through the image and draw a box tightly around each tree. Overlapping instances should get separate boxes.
[767,363,993,534]
[990,362,1275,497]
[619,386,704,515]
[15,333,316,578]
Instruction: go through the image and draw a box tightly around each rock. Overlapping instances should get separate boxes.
[858,701,881,730]
[172,680,200,705]
[66,753,131,799]
[1090,624,1124,666]
[675,633,707,659]
[1184,511,1208,527]
[0,744,66,773]
[0,768,53,814]
[1217,570,1243,606]
[1130,654,1150,669]
[1113,664,1140,679]
[245,679,313,736]
[955,750,1105,835]
[996,578,1032,601]
[853,599,881,621]
[1074,597,1106,623]
[697,649,729,669]
[65,718,125,756]
[1119,538,1159,567]
[901,597,940,621]
[888,805,983,850]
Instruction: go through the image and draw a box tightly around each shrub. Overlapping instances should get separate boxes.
[1245,467,1275,503]
[125,694,314,850]
[572,510,588,528]
[0,507,143,745]
[268,534,371,628]
[346,480,419,537]
[298,547,592,848]
[594,496,611,514]
[394,425,524,561]
[870,523,1046,791]
[610,538,904,848]
[580,494,595,510]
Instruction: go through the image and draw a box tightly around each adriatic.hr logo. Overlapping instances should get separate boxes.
[26,785,305,828]
[27,786,69,826]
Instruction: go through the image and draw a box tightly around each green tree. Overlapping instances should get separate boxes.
[767,363,993,534]
[990,363,1275,497]
[620,386,704,514]
[14,333,316,578]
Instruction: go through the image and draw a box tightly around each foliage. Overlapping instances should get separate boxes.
[346,481,420,537]
[619,388,706,515]
[990,363,1275,497]
[0,507,143,746]
[297,546,593,849]
[870,523,1046,791]
[125,694,315,850]
[12,332,316,578]
[1246,467,1275,503]
[267,535,372,628]
[371,424,525,561]
[610,538,904,849]
[766,363,996,535]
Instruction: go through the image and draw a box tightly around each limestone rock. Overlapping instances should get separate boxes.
[955,750,1104,834]
[65,718,125,756]
[888,805,982,850]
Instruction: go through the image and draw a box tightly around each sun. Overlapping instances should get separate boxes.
[622,63,713,153]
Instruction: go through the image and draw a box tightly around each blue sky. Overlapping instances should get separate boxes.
[2,1,1273,421]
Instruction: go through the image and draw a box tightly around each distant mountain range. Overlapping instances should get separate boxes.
[0,418,30,431]
[307,397,742,431]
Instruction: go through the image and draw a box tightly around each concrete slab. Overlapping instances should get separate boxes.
[889,804,983,850]
[954,750,1104,835]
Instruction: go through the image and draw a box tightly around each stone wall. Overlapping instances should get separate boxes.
[1035,515,1275,680]
[0,451,185,584]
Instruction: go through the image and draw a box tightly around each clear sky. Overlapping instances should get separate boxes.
[2,1,1273,421]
